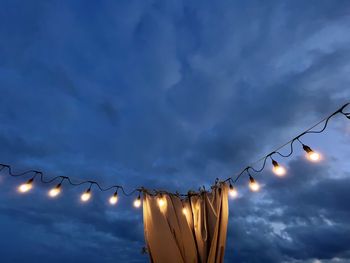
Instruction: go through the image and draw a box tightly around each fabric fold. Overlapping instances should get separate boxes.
[143,184,229,263]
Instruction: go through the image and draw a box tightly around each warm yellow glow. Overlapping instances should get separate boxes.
[249,181,260,192]
[157,196,166,208]
[18,183,32,193]
[134,197,141,208]
[48,187,61,198]
[81,191,91,202]
[182,207,188,215]
[307,151,321,162]
[48,183,61,198]
[229,187,238,198]
[272,165,286,177]
[303,144,321,163]
[109,195,118,205]
[18,180,33,193]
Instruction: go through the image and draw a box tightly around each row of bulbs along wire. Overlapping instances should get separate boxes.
[15,141,321,209]
[228,142,321,198]
[10,102,350,213]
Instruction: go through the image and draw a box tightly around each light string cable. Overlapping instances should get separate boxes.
[225,102,350,186]
[0,164,142,197]
[0,102,349,198]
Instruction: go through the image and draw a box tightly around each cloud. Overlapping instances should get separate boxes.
[225,158,350,262]
[0,0,350,262]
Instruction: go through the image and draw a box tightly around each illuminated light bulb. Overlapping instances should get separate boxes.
[308,152,320,161]
[272,160,286,177]
[249,175,260,192]
[303,144,321,162]
[133,195,141,208]
[18,178,34,193]
[157,195,166,208]
[48,183,62,198]
[109,191,118,205]
[81,189,91,202]
[182,207,188,215]
[229,184,238,198]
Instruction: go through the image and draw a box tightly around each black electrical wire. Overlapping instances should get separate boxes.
[1,102,349,198]
[225,102,350,185]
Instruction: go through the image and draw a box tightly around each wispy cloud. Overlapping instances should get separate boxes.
[0,0,350,262]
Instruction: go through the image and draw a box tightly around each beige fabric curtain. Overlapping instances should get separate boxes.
[143,183,229,263]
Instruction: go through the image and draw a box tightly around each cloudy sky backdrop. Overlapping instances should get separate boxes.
[1,0,350,262]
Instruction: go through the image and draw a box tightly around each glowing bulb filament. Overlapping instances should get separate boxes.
[182,207,188,215]
[134,195,141,208]
[272,160,286,176]
[81,189,91,202]
[303,144,321,162]
[157,196,166,208]
[308,151,320,161]
[229,184,238,198]
[109,192,118,205]
[18,178,34,193]
[249,176,260,192]
[48,183,62,198]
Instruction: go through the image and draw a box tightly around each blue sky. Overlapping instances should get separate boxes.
[1,0,350,262]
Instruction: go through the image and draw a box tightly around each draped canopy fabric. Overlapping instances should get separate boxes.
[143,184,229,263]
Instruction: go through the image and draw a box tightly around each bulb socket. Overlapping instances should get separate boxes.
[272,160,279,167]
[27,178,34,184]
[302,144,313,153]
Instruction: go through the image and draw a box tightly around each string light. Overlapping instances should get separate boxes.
[229,183,238,198]
[109,190,118,205]
[157,194,166,208]
[181,200,189,216]
[81,188,92,202]
[249,175,260,192]
[18,178,34,193]
[1,102,348,207]
[302,144,321,162]
[134,193,141,208]
[48,183,62,198]
[272,159,286,177]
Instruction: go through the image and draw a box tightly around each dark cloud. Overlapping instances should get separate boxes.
[225,159,350,262]
[0,0,350,262]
